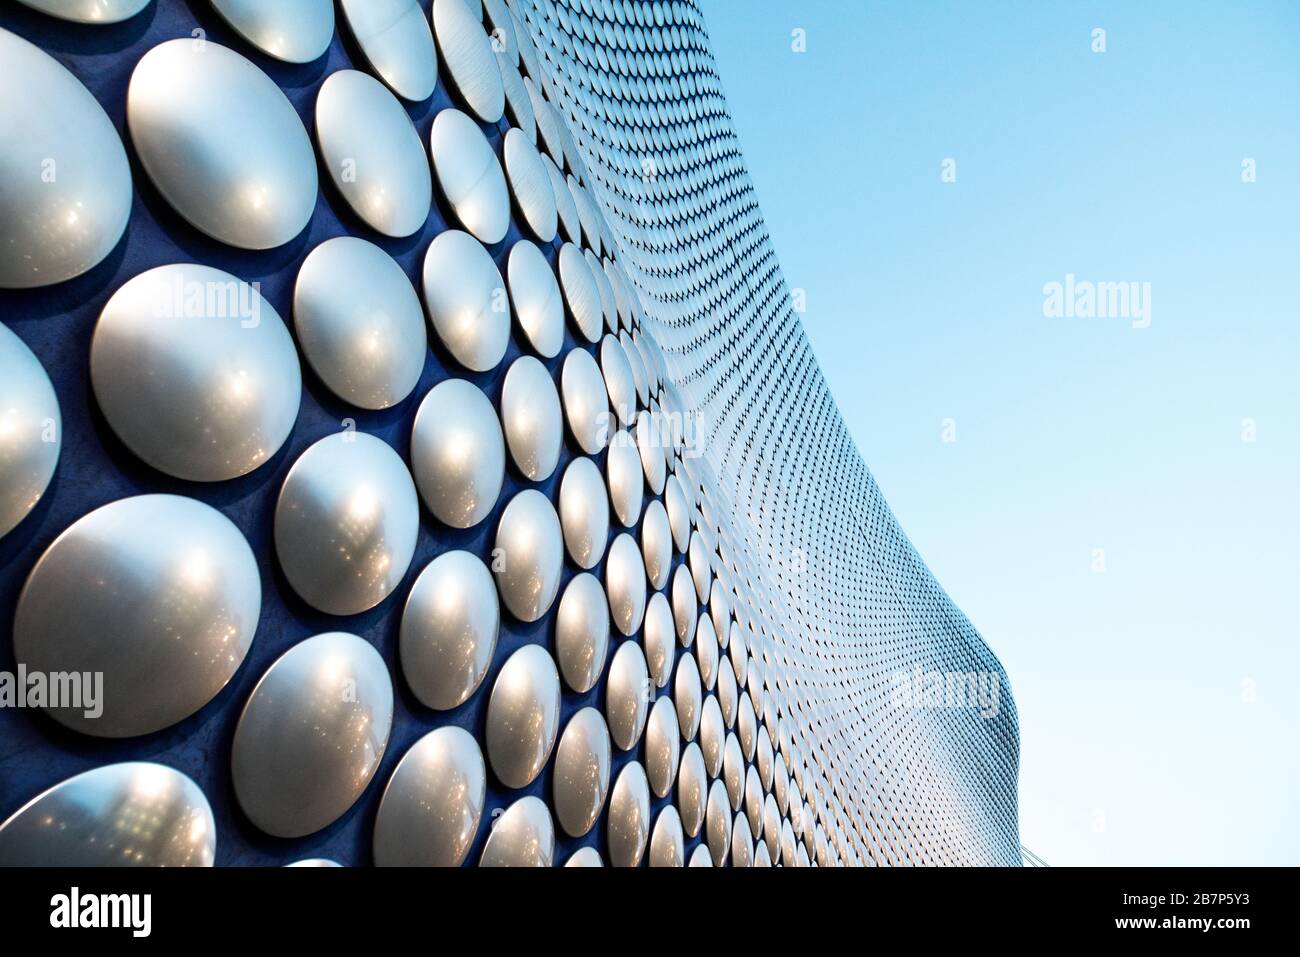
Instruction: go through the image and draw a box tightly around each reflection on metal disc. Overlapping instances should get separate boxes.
[507,240,563,357]
[274,431,419,615]
[127,40,317,249]
[503,127,555,242]
[339,0,438,101]
[315,70,431,238]
[560,346,609,454]
[605,639,649,751]
[210,0,335,64]
[485,643,560,788]
[649,806,685,867]
[410,378,505,529]
[606,761,650,867]
[0,763,214,866]
[373,726,485,866]
[294,237,426,409]
[559,244,602,344]
[645,696,680,799]
[604,532,647,637]
[555,572,610,694]
[400,550,499,710]
[677,742,706,838]
[493,489,563,621]
[0,30,132,288]
[232,632,393,838]
[558,457,609,571]
[605,430,644,529]
[552,707,611,837]
[501,355,562,482]
[432,0,505,123]
[92,263,301,481]
[421,229,510,371]
[0,325,60,537]
[429,108,509,245]
[15,0,150,24]
[479,795,553,867]
[13,494,260,737]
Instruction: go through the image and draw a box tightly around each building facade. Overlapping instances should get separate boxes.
[0,0,1019,866]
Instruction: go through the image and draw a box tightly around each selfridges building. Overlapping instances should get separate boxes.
[0,0,1020,867]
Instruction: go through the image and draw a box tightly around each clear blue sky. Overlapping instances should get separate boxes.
[706,0,1300,866]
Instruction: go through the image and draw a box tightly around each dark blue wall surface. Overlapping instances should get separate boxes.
[0,0,693,866]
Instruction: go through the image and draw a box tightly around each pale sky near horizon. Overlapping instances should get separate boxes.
[706,0,1300,865]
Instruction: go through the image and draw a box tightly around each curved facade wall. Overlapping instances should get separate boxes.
[0,0,1018,866]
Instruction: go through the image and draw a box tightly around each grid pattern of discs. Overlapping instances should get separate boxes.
[509,0,1021,866]
[0,0,1019,867]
